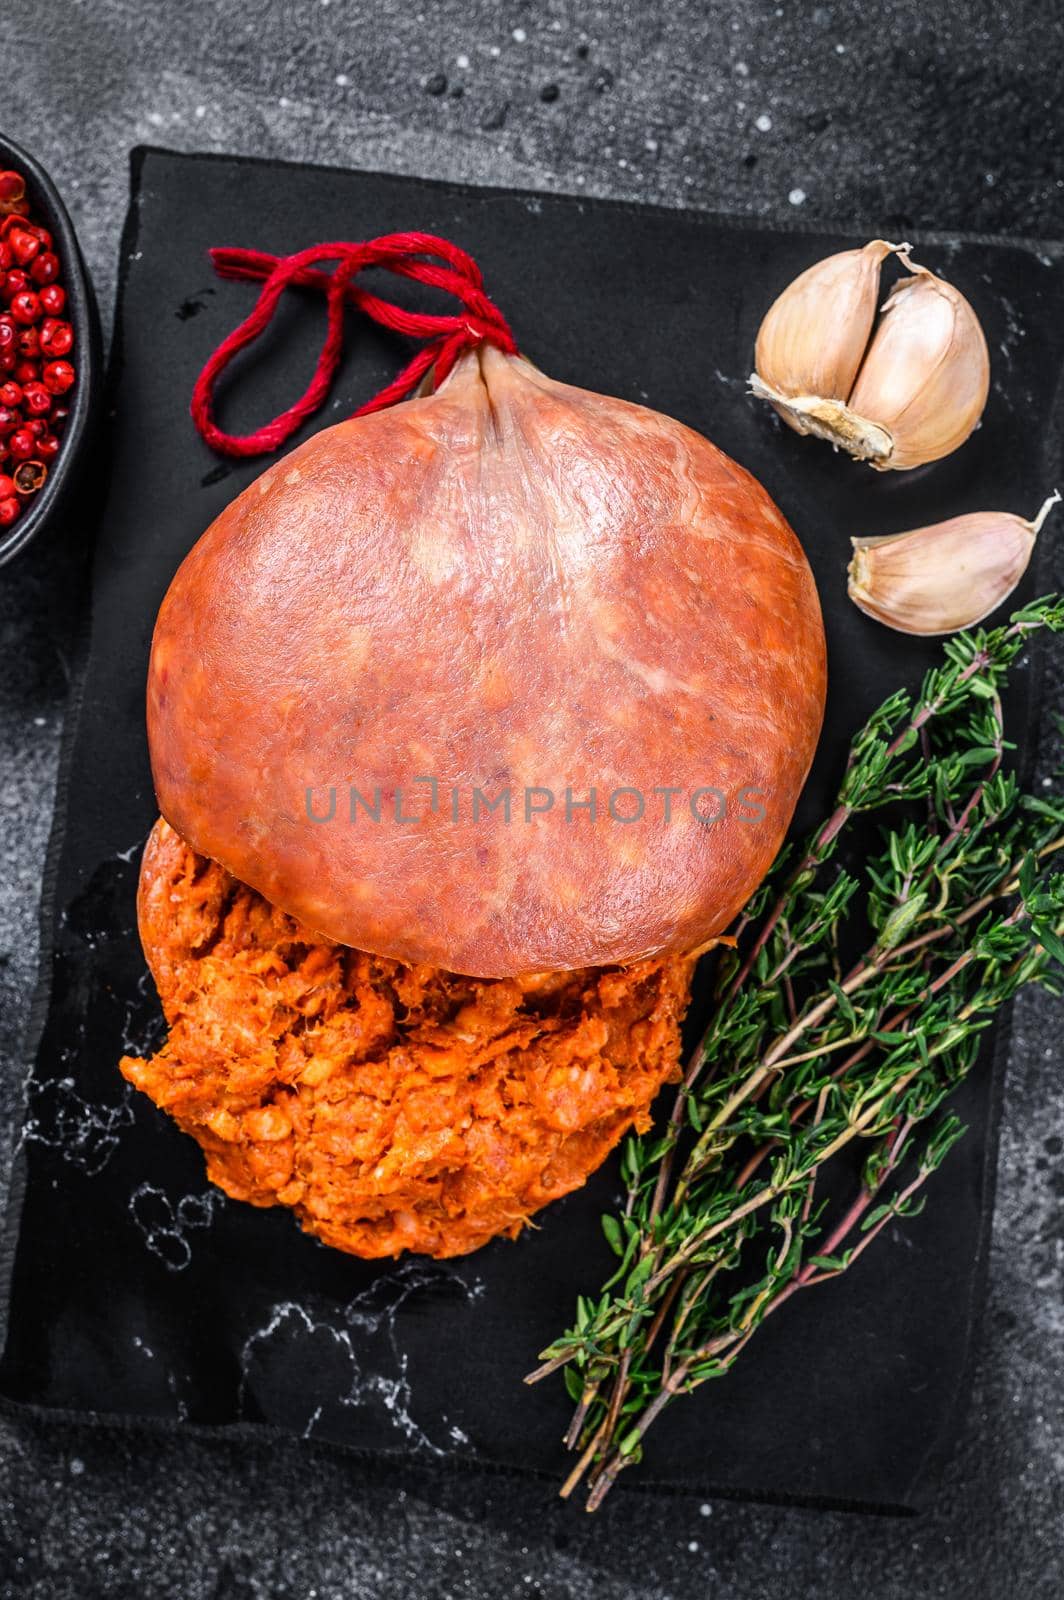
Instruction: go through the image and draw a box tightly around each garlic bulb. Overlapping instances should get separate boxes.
[848,492,1060,635]
[750,245,990,472]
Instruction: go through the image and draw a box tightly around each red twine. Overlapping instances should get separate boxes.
[190,230,519,458]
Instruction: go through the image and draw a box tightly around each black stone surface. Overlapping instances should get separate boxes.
[1,3,1063,1596]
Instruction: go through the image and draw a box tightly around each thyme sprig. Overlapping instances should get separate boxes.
[527,598,1064,1510]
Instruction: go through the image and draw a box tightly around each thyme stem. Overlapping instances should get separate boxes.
[526,600,1064,1509]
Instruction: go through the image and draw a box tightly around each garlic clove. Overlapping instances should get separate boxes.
[753,239,903,403]
[750,240,906,458]
[846,254,991,471]
[847,492,1060,635]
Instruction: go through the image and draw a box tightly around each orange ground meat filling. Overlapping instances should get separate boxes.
[121,819,696,1259]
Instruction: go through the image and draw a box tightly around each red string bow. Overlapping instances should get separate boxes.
[190,230,519,458]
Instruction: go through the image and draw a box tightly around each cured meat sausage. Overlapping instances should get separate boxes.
[122,819,695,1259]
[148,346,826,978]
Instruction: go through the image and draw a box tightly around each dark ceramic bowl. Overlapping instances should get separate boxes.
[0,131,102,567]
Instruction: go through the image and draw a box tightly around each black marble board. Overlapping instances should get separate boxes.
[1,147,1062,1512]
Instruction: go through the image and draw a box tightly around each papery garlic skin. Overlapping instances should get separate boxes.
[750,243,990,472]
[848,493,1060,635]
[846,258,991,471]
[747,378,895,462]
